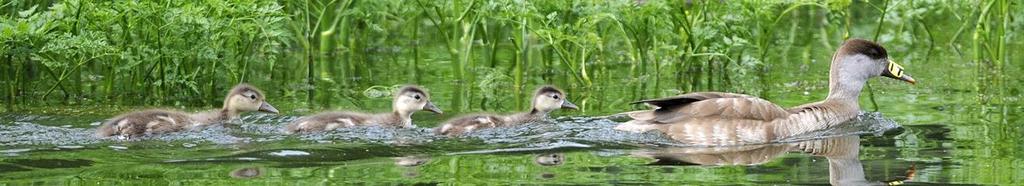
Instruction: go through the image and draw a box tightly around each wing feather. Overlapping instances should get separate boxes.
[626,92,789,124]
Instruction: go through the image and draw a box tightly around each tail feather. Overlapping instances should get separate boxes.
[94,120,118,138]
[433,124,454,136]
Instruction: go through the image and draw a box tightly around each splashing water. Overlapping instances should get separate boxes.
[778,112,902,143]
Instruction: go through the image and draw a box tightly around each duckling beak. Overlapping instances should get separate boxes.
[258,102,280,114]
[424,101,443,114]
[561,100,579,110]
[882,60,917,85]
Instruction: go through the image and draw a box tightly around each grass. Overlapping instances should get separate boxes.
[0,0,1018,114]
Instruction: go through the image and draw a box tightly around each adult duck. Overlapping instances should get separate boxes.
[615,39,915,146]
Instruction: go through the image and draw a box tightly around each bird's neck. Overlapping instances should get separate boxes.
[189,108,237,126]
[219,97,240,120]
[501,108,550,125]
[389,110,414,127]
[506,111,547,125]
[528,108,549,117]
[220,105,242,120]
[824,71,866,107]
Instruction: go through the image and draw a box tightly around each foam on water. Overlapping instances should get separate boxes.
[0,122,100,146]
[777,112,901,143]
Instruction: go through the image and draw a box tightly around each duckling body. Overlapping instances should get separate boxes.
[95,84,279,139]
[286,112,395,132]
[435,86,577,136]
[616,39,916,146]
[433,113,529,135]
[286,86,442,133]
[95,109,195,137]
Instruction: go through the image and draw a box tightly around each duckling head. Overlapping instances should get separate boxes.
[393,85,443,115]
[827,39,916,100]
[223,84,279,114]
[531,86,578,114]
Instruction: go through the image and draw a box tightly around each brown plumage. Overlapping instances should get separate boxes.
[286,85,442,133]
[615,39,916,146]
[434,85,578,137]
[95,84,279,139]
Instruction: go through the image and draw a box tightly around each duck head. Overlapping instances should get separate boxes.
[833,39,917,84]
[393,85,443,115]
[531,86,578,114]
[827,39,916,100]
[224,84,279,114]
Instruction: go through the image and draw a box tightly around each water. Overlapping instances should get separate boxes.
[0,111,933,185]
[1,53,1020,185]
[2,80,1019,185]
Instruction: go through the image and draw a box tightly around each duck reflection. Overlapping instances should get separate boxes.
[230,167,262,179]
[534,153,565,166]
[394,155,430,178]
[394,155,430,167]
[633,136,914,186]
[534,153,565,179]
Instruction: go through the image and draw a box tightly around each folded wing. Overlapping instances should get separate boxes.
[626,92,789,124]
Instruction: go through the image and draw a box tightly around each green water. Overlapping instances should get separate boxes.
[2,0,1023,185]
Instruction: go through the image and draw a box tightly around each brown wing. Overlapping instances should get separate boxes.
[634,92,753,108]
[627,92,789,124]
[786,101,825,113]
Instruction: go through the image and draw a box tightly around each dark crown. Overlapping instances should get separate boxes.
[535,85,564,95]
[839,39,888,60]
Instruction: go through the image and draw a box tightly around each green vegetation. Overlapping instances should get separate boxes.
[2,0,1017,114]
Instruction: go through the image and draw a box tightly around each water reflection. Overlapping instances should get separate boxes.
[393,155,430,167]
[634,136,914,186]
[534,153,565,166]
[394,155,430,178]
[230,167,262,179]
[534,153,564,179]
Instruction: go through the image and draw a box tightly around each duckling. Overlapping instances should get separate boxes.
[285,85,442,133]
[230,167,262,179]
[615,39,916,146]
[95,84,279,139]
[394,155,431,167]
[434,86,578,136]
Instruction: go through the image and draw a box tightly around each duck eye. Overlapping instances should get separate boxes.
[249,95,257,100]
[552,95,560,99]
[414,95,421,100]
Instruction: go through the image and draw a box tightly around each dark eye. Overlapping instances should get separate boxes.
[249,95,256,100]
[414,95,421,100]
[552,95,560,99]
